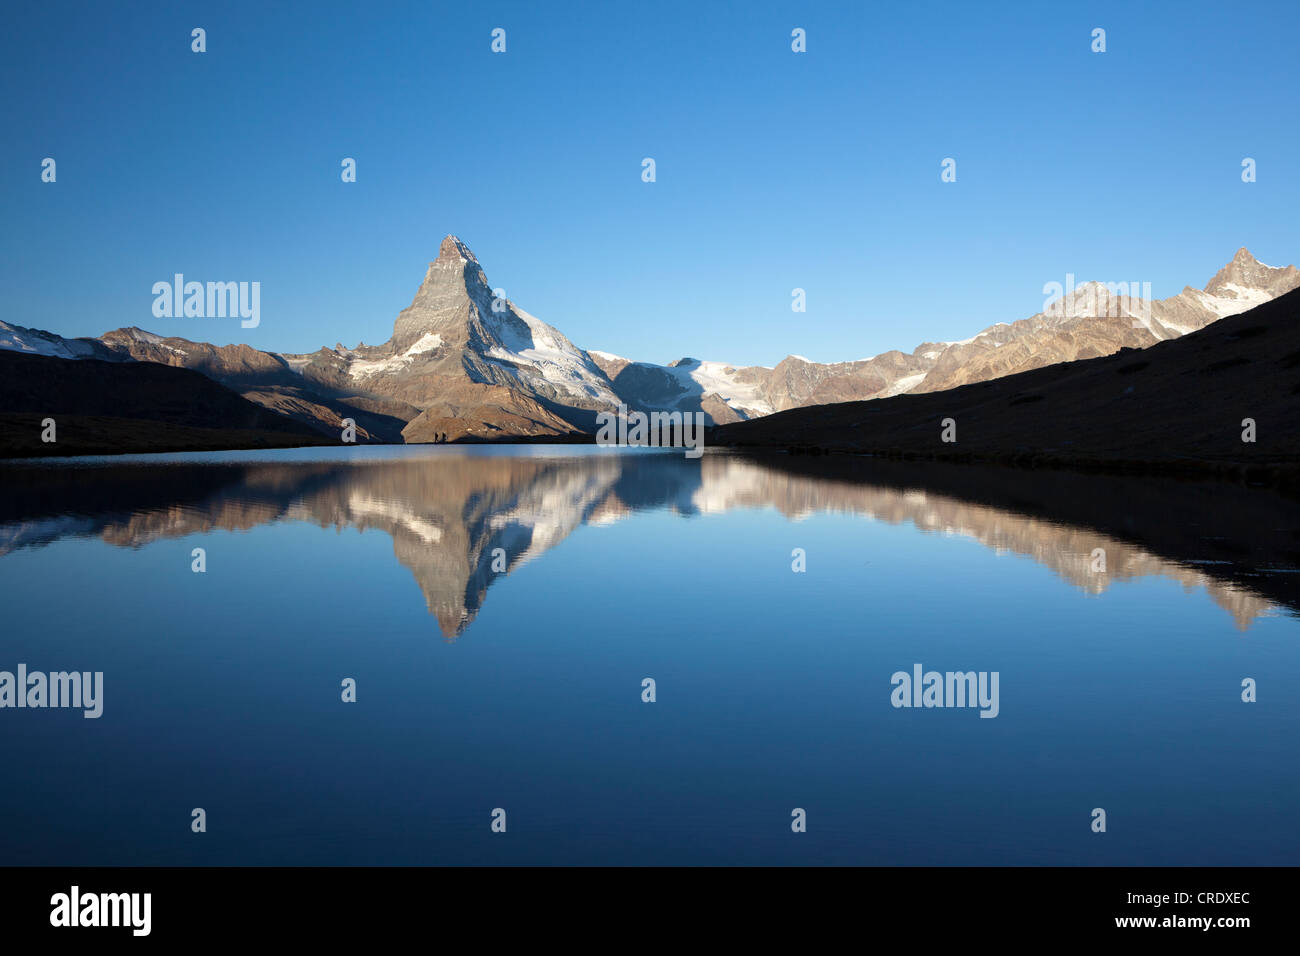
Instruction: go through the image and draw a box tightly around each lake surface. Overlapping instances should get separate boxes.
[1,445,1298,865]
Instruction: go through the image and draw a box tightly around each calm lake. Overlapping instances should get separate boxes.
[1,446,1298,865]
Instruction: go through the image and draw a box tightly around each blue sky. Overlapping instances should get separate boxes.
[2,0,1296,366]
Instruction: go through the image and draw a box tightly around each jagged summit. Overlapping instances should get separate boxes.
[1204,247,1294,297]
[1174,251,1281,301]
[274,231,621,440]
[436,234,478,264]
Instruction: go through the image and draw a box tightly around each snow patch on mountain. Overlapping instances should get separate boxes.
[348,332,446,379]
[481,305,620,404]
[0,321,97,359]
[1199,284,1273,317]
[119,327,166,346]
[407,332,444,354]
[664,359,774,417]
[882,372,928,397]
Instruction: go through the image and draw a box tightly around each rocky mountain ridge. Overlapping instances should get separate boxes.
[2,242,1294,440]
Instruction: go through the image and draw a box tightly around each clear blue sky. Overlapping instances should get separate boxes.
[3,0,1296,366]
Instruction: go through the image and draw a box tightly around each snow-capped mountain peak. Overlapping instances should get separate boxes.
[436,234,478,265]
[0,320,102,359]
[1204,247,1296,299]
[274,235,621,436]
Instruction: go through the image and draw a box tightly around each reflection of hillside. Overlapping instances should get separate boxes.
[1,451,1296,636]
[694,458,1282,631]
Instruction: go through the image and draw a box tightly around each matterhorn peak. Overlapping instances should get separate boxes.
[436,235,478,265]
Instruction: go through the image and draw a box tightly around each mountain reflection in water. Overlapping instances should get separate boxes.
[2,447,1297,637]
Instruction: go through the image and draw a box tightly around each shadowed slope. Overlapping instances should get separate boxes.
[715,288,1300,471]
[0,350,331,457]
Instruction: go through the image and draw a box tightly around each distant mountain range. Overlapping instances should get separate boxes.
[590,246,1299,418]
[715,284,1300,470]
[1,239,1296,451]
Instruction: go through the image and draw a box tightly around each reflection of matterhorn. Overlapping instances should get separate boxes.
[0,452,1283,637]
